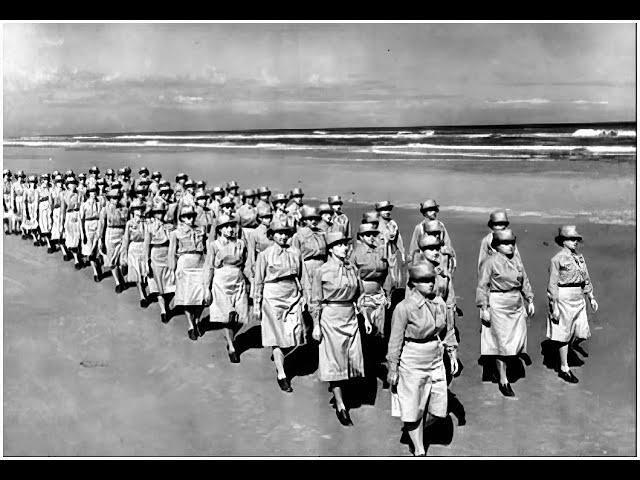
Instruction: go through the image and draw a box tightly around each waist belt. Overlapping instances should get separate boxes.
[490,288,520,293]
[66,208,79,212]
[304,255,325,262]
[559,282,585,288]
[178,250,203,256]
[38,198,49,203]
[323,300,355,305]
[405,337,439,344]
[84,217,99,221]
[107,225,126,229]
[151,242,170,249]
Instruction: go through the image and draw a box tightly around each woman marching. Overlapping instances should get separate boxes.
[376,201,406,295]
[237,188,259,239]
[3,170,16,234]
[61,176,83,267]
[195,191,215,236]
[271,193,290,227]
[386,262,459,456]
[22,175,40,245]
[409,199,456,274]
[478,210,521,272]
[311,231,371,426]
[253,218,306,392]
[246,203,274,297]
[49,175,66,253]
[35,174,53,251]
[121,199,150,307]
[476,229,535,397]
[202,213,250,363]
[97,188,129,293]
[328,195,351,238]
[144,197,177,323]
[546,225,599,383]
[80,186,103,282]
[168,206,207,340]
[11,171,27,238]
[351,222,390,389]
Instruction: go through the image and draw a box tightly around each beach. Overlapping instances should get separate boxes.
[3,194,636,456]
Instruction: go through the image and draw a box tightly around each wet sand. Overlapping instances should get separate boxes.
[2,206,636,456]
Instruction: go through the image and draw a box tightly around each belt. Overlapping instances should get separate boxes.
[559,283,585,288]
[151,242,170,249]
[38,198,49,203]
[323,300,355,305]
[107,225,126,229]
[405,337,439,344]
[490,288,520,293]
[66,208,79,212]
[84,217,99,221]
[304,255,325,262]
[178,250,203,256]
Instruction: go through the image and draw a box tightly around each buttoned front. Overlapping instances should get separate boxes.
[350,241,388,283]
[477,231,522,273]
[547,247,593,301]
[476,252,533,308]
[291,226,327,260]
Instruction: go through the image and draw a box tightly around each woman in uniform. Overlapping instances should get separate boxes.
[203,214,249,362]
[225,180,241,208]
[174,172,188,203]
[291,206,327,311]
[98,188,129,293]
[476,229,535,397]
[49,175,65,253]
[209,186,225,218]
[317,203,337,234]
[11,171,27,238]
[80,186,103,282]
[328,195,351,238]
[286,188,305,231]
[121,200,150,307]
[168,205,207,340]
[144,197,177,323]
[409,199,456,274]
[3,170,15,234]
[271,193,290,227]
[376,201,406,294]
[22,175,40,245]
[195,191,215,235]
[351,223,390,389]
[546,225,599,383]
[237,188,259,239]
[311,231,371,426]
[255,186,271,210]
[386,262,459,456]
[246,203,274,298]
[478,210,521,273]
[61,176,83,268]
[77,173,88,200]
[35,173,54,250]
[253,218,305,392]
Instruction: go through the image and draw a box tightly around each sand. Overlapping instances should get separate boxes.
[3,204,636,456]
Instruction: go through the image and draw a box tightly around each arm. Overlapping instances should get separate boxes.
[201,239,216,290]
[253,249,267,311]
[310,266,324,332]
[120,222,130,265]
[97,208,107,250]
[167,231,177,272]
[581,256,594,298]
[475,257,492,309]
[143,225,152,266]
[386,302,409,376]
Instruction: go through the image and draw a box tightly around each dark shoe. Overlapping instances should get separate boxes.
[21,234,28,239]
[559,370,579,383]
[93,275,100,283]
[188,329,198,341]
[140,298,148,308]
[47,247,55,254]
[74,262,82,270]
[195,322,204,337]
[115,284,123,294]
[63,253,72,261]
[228,350,240,363]
[160,313,168,324]
[277,377,293,393]
[499,383,515,397]
[336,409,353,427]
[382,379,391,390]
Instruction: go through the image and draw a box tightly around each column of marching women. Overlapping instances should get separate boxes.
[3,166,600,455]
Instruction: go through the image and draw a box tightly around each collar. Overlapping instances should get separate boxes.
[327,254,349,268]
[408,288,427,308]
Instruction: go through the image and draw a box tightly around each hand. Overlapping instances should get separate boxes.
[480,307,491,327]
[589,297,599,312]
[312,324,322,342]
[526,301,535,318]
[121,257,128,267]
[203,289,212,306]
[253,304,261,320]
[364,320,373,335]
[387,371,399,392]
[448,351,459,376]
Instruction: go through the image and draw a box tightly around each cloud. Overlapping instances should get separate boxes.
[260,68,280,87]
[486,98,551,105]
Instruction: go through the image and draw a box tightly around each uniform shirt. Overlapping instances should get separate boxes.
[62,191,82,212]
[547,247,593,302]
[122,217,147,245]
[255,199,271,210]
[167,224,206,271]
[98,203,129,239]
[409,219,456,263]
[478,231,521,273]
[286,201,304,230]
[252,243,303,305]
[209,199,222,219]
[145,218,174,246]
[476,252,533,308]
[273,210,289,226]
[350,241,388,284]
[332,212,351,238]
[11,181,25,212]
[386,289,457,374]
[318,219,341,234]
[409,252,456,307]
[246,223,273,276]
[195,206,215,233]
[291,226,327,261]
[311,255,362,322]
[202,236,247,286]
[50,187,64,209]
[3,180,13,210]
[237,204,259,229]
[80,198,101,223]
[378,217,405,257]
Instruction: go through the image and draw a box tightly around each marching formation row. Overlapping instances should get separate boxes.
[3,165,599,456]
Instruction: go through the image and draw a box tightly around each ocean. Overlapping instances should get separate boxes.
[3,122,636,225]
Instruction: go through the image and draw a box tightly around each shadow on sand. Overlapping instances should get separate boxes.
[540,339,586,372]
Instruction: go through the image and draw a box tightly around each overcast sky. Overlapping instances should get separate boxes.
[3,23,636,136]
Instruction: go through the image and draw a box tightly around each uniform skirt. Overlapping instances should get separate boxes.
[209,265,249,324]
[38,200,52,234]
[546,286,590,342]
[393,340,447,422]
[126,241,148,283]
[64,211,81,249]
[14,196,25,227]
[261,279,306,348]
[481,290,527,356]
[174,253,206,306]
[318,303,364,382]
[359,280,388,337]
[23,201,38,230]
[102,227,124,270]
[51,207,63,240]
[81,219,99,257]
[148,245,176,295]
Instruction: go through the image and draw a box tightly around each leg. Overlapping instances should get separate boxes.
[112,267,123,292]
[90,258,101,281]
[273,347,286,379]
[559,343,570,372]
[224,326,240,362]
[137,282,148,307]
[496,357,508,385]
[72,249,82,268]
[405,418,425,456]
[185,309,197,340]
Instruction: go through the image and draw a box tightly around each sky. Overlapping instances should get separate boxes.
[2,23,636,136]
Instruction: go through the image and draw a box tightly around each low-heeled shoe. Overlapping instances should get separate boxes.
[277,378,293,393]
[336,409,353,426]
[499,383,515,397]
[559,370,579,383]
